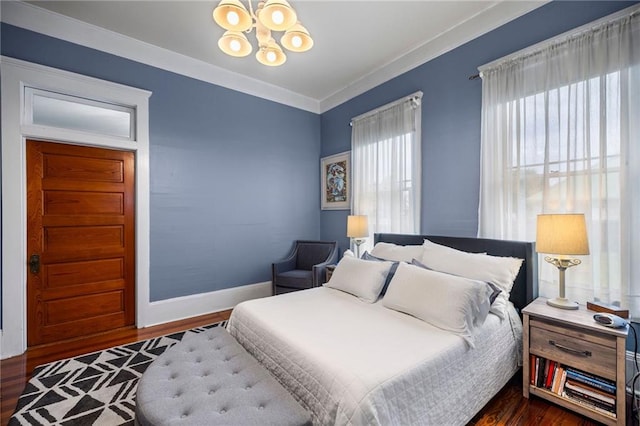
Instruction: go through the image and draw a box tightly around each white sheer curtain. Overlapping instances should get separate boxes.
[479,7,640,317]
[351,94,422,253]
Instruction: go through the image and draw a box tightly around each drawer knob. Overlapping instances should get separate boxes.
[548,340,592,357]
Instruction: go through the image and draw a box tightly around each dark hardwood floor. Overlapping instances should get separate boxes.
[1,309,603,425]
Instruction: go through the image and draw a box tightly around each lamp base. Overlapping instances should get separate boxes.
[546,297,579,310]
[353,239,365,259]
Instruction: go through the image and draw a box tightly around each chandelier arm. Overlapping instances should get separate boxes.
[240,0,254,33]
[247,1,255,22]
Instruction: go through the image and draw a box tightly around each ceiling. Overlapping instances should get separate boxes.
[14,1,546,112]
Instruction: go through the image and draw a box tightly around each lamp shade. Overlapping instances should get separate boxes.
[218,31,252,57]
[212,0,252,32]
[281,22,313,52]
[256,40,287,66]
[259,0,297,31]
[347,215,369,239]
[536,214,590,255]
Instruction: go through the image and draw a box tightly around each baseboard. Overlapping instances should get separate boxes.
[143,281,272,328]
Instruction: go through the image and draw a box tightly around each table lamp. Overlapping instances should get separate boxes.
[347,215,369,258]
[536,213,590,310]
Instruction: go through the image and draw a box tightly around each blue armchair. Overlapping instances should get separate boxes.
[272,240,339,295]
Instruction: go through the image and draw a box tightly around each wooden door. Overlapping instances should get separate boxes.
[26,140,135,346]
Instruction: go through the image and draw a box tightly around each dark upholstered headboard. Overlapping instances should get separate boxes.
[374,233,538,313]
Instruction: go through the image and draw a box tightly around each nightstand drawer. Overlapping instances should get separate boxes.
[530,319,616,381]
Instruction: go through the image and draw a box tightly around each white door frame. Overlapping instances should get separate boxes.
[1,56,152,359]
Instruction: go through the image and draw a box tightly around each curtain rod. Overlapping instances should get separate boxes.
[478,3,639,74]
[350,91,423,126]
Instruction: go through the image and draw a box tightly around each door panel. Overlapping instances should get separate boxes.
[44,226,124,251]
[43,154,125,182]
[44,191,124,215]
[27,140,135,346]
[46,258,124,287]
[45,291,124,325]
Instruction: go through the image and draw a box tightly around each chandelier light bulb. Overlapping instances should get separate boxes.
[271,10,284,25]
[230,39,242,52]
[227,10,239,26]
[267,51,277,62]
[291,35,302,48]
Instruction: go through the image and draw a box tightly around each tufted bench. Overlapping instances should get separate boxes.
[135,327,311,426]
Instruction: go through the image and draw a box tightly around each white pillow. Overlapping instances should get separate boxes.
[411,257,508,321]
[370,242,424,262]
[420,239,523,295]
[324,255,392,303]
[489,292,510,320]
[382,262,492,347]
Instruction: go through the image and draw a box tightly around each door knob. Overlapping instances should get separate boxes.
[29,254,40,274]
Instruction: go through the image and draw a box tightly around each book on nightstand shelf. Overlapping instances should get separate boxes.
[565,381,615,405]
[565,368,616,394]
[529,354,616,416]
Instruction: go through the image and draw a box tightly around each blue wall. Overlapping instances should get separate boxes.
[320,1,638,253]
[2,1,638,350]
[1,23,321,301]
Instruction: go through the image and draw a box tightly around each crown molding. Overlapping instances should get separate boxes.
[1,0,321,113]
[2,1,547,115]
[318,1,548,113]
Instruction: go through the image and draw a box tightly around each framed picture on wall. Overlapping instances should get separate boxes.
[321,151,350,210]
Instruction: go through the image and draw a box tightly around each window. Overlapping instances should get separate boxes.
[25,87,135,140]
[479,9,640,315]
[351,93,422,252]
[504,73,623,303]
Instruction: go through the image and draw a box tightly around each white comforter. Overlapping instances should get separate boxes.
[227,287,522,426]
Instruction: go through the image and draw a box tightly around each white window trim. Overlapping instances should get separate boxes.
[0,56,152,359]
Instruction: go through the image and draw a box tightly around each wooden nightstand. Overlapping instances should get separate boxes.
[522,298,627,425]
[325,264,336,283]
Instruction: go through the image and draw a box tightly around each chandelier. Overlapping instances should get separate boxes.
[213,0,313,67]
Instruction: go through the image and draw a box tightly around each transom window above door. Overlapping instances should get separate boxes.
[25,87,136,141]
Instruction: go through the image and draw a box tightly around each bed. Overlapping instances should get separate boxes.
[227,234,538,425]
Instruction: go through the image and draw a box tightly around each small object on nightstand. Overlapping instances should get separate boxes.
[325,264,336,283]
[593,313,628,328]
[586,301,629,319]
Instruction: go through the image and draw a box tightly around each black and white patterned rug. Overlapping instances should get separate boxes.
[9,321,227,426]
